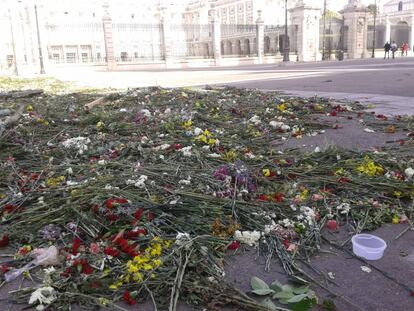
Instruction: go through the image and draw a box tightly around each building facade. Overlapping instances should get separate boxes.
[1,0,413,74]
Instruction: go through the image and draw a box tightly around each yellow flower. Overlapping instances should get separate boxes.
[208,138,217,146]
[394,191,402,198]
[222,150,237,162]
[262,169,271,177]
[153,259,162,267]
[277,103,287,112]
[356,157,384,176]
[198,134,208,144]
[127,264,139,274]
[142,263,154,271]
[182,120,192,129]
[26,104,33,112]
[109,284,118,290]
[96,121,104,129]
[335,168,346,176]
[300,189,309,201]
[150,243,162,257]
[164,240,172,248]
[204,129,211,136]
[133,272,143,282]
[392,215,400,224]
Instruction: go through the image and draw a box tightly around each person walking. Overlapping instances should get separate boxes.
[391,41,398,59]
[402,42,409,56]
[384,42,391,59]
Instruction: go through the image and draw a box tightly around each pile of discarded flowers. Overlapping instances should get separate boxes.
[0,85,413,311]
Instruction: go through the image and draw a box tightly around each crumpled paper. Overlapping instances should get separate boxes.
[5,246,60,282]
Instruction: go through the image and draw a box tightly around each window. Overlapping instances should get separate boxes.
[120,52,128,61]
[398,1,403,11]
[134,52,138,58]
[6,55,14,67]
[96,52,101,60]
[81,53,88,62]
[52,53,60,62]
[66,53,76,63]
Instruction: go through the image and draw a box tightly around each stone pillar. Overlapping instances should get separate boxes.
[385,16,391,44]
[290,2,322,62]
[102,3,116,71]
[341,0,368,59]
[210,8,221,65]
[256,10,264,63]
[410,16,414,52]
[160,14,173,67]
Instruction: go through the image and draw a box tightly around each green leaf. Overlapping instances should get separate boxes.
[293,298,317,311]
[252,288,275,296]
[279,298,290,305]
[287,294,308,303]
[293,285,309,295]
[281,284,294,293]
[273,290,295,300]
[251,277,269,290]
[270,280,283,293]
[261,298,278,310]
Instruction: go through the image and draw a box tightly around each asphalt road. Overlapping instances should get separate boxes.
[51,57,414,115]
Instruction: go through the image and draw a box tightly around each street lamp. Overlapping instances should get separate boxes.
[370,0,377,58]
[34,4,45,74]
[322,0,327,60]
[283,0,290,62]
[8,8,18,75]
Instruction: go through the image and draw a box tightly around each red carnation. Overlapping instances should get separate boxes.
[258,194,269,202]
[123,291,137,305]
[326,220,338,231]
[104,246,120,257]
[72,237,81,255]
[134,208,144,220]
[228,241,240,250]
[273,193,285,202]
[0,234,10,247]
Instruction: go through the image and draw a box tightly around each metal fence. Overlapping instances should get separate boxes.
[169,24,213,59]
[319,15,345,60]
[112,23,164,62]
[44,22,105,64]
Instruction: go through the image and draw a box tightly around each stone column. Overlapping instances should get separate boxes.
[290,2,322,62]
[160,14,173,67]
[256,10,264,63]
[210,8,221,65]
[411,16,414,52]
[102,3,116,71]
[385,16,391,44]
[341,0,368,59]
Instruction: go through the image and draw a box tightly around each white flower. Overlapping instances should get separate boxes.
[66,167,73,175]
[248,115,261,125]
[119,108,127,112]
[208,153,221,158]
[43,267,56,275]
[361,266,372,273]
[135,175,148,188]
[336,203,351,214]
[29,286,57,309]
[180,146,192,157]
[234,230,261,246]
[269,121,284,128]
[66,181,79,186]
[175,232,192,248]
[194,127,203,135]
[364,128,375,133]
[140,136,149,143]
[179,176,191,185]
[159,144,170,150]
[314,146,321,153]
[62,137,90,154]
[164,108,171,114]
[405,167,414,179]
[98,159,106,165]
[141,109,151,117]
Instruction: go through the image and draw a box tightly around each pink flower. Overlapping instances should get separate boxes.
[287,243,297,252]
[311,194,323,201]
[89,243,100,254]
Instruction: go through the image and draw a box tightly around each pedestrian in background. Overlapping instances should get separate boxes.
[402,42,409,56]
[391,41,398,59]
[384,42,391,59]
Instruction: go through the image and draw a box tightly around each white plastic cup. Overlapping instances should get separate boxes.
[351,234,387,260]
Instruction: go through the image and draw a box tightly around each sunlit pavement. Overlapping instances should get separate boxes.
[48,57,414,115]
